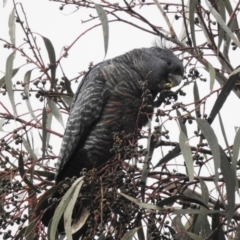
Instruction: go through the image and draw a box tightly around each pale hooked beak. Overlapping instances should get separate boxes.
[167,74,183,87]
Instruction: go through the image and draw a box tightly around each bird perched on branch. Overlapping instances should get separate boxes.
[39,46,184,238]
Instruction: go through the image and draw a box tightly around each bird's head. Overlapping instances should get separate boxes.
[131,47,184,94]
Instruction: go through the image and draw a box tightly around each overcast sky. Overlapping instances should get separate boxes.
[0,0,240,173]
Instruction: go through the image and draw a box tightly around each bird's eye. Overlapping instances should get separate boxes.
[167,60,171,65]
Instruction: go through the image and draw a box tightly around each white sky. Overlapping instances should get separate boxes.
[0,0,240,177]
[0,1,240,237]
[0,0,239,179]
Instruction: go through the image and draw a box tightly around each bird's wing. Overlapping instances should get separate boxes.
[55,71,109,181]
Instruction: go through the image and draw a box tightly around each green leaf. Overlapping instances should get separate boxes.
[62,95,73,107]
[208,62,216,92]
[119,192,162,210]
[15,226,27,240]
[64,77,73,95]
[97,234,106,240]
[196,118,220,183]
[199,178,209,205]
[205,0,240,48]
[212,201,226,240]
[217,0,226,53]
[219,147,235,227]
[218,113,231,157]
[47,98,64,128]
[49,177,84,240]
[64,178,85,240]
[24,219,37,240]
[141,120,153,201]
[179,131,194,181]
[157,195,208,209]
[0,67,19,88]
[176,109,188,137]
[22,137,38,161]
[95,4,109,57]
[135,212,144,240]
[186,232,204,240]
[18,154,39,193]
[34,170,54,179]
[42,107,47,158]
[172,215,187,239]
[3,0,8,7]
[154,145,180,168]
[223,0,233,14]
[5,51,17,116]
[121,228,140,240]
[193,82,201,118]
[46,112,53,147]
[232,127,240,194]
[41,36,56,87]
[174,209,222,215]
[208,68,240,124]
[71,204,90,234]
[8,8,15,45]
[234,225,240,240]
[190,0,198,55]
[24,70,39,123]
[35,180,67,213]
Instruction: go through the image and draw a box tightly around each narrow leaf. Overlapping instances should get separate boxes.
[42,107,47,158]
[64,77,73,95]
[35,181,68,212]
[199,178,209,205]
[5,51,17,116]
[141,120,153,201]
[62,95,73,107]
[219,148,235,227]
[8,8,15,45]
[196,118,220,183]
[154,145,180,168]
[24,70,39,123]
[47,98,64,127]
[174,209,222,215]
[49,177,84,240]
[179,131,194,181]
[217,0,226,53]
[218,113,231,157]
[208,62,216,92]
[205,0,240,48]
[119,192,162,210]
[172,215,187,239]
[0,67,19,88]
[24,219,37,240]
[41,36,56,87]
[186,232,204,240]
[22,137,38,161]
[223,0,233,14]
[212,201,226,240]
[3,0,8,7]
[95,4,109,57]
[193,82,201,118]
[232,127,240,180]
[234,225,240,240]
[189,0,198,55]
[121,228,140,240]
[157,195,208,209]
[176,109,188,137]
[18,154,39,193]
[208,68,240,124]
[15,226,27,240]
[46,112,52,147]
[64,177,85,240]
